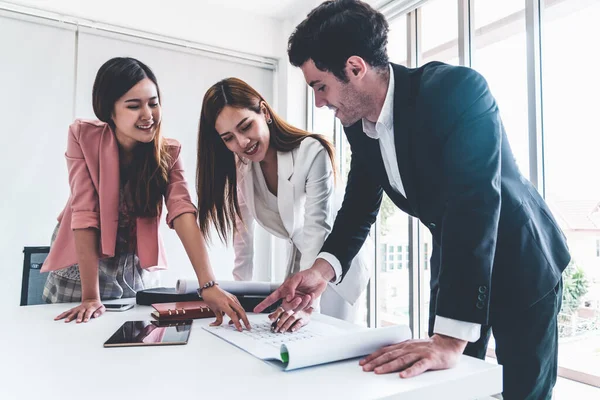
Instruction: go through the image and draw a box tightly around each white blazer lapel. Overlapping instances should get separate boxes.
[277,150,295,237]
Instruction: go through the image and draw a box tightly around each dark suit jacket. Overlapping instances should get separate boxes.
[322,62,571,325]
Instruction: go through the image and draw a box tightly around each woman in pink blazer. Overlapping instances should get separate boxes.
[42,57,250,330]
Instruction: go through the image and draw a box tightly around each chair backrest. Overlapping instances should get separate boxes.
[21,246,50,306]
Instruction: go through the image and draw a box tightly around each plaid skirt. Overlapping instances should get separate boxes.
[42,224,159,304]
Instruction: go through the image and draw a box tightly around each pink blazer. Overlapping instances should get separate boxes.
[42,119,197,272]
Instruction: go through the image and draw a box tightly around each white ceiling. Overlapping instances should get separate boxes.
[214,0,312,20]
[201,0,387,21]
[7,0,389,22]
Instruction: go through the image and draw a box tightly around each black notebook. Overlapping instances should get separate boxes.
[136,287,198,305]
[136,287,280,313]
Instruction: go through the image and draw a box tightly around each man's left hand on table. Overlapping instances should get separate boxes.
[359,334,468,378]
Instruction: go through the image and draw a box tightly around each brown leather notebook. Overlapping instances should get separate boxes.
[151,301,215,321]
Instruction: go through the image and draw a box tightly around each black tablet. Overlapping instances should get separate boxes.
[103,320,193,348]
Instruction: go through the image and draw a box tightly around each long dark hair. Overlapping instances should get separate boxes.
[92,57,170,217]
[197,77,336,242]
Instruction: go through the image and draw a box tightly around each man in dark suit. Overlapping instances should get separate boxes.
[255,1,570,398]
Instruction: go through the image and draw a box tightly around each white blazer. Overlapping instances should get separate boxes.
[232,138,372,305]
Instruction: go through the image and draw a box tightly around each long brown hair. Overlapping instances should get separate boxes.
[92,57,170,217]
[197,77,336,242]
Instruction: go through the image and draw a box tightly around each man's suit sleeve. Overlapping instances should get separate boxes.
[320,150,383,280]
[432,67,502,325]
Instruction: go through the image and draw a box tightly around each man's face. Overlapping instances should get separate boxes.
[300,59,369,127]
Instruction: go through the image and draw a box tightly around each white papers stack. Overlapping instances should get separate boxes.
[203,314,412,371]
[176,279,281,296]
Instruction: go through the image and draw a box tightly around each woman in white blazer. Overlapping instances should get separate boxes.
[196,78,371,331]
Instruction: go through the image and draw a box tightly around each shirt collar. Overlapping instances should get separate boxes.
[362,64,394,139]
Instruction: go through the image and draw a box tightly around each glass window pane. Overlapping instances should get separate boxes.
[424,242,429,271]
[476,0,525,27]
[473,0,529,178]
[341,126,352,182]
[420,229,433,338]
[542,0,600,380]
[420,0,459,65]
[339,128,372,327]
[312,102,335,140]
[378,198,410,327]
[388,15,407,65]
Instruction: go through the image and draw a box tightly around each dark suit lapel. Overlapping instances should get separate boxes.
[391,63,419,217]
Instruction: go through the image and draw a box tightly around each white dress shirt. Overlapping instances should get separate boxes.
[318,65,480,342]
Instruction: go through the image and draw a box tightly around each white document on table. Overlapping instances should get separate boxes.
[203,314,412,371]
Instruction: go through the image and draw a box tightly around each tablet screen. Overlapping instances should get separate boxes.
[104,320,193,347]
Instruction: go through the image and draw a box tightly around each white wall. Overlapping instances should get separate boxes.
[0,14,76,307]
[3,0,283,58]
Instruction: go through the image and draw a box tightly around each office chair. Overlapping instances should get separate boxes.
[20,246,50,306]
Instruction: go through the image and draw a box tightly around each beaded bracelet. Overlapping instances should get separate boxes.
[196,280,219,296]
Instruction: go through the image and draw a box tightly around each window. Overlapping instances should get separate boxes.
[377,199,410,327]
[387,15,407,65]
[542,0,600,382]
[420,0,459,65]
[420,230,434,338]
[380,244,388,273]
[472,0,529,178]
[311,100,335,140]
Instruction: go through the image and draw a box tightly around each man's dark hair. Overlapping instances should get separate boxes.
[288,0,389,82]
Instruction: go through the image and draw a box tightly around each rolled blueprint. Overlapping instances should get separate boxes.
[176,279,281,296]
[280,324,412,371]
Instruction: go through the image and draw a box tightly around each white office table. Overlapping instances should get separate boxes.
[0,301,502,400]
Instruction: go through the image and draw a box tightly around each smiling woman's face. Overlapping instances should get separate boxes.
[214,105,271,162]
[111,77,161,151]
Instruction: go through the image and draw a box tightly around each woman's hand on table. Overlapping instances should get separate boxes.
[54,298,105,323]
